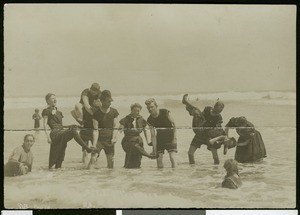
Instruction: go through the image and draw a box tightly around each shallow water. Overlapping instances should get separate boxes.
[3,98,296,208]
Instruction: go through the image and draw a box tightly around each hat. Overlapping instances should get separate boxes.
[100,90,113,101]
[214,100,225,109]
[90,83,101,92]
[235,116,247,127]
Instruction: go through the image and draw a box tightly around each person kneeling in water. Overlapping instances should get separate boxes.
[222,159,242,189]
[4,134,35,177]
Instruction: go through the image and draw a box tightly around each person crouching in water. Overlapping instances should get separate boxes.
[115,103,157,168]
[145,98,177,168]
[222,159,242,189]
[182,94,228,164]
[4,134,35,177]
[42,93,96,169]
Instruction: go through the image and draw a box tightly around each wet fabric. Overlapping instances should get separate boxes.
[120,115,148,168]
[121,136,144,168]
[4,161,23,176]
[93,107,119,141]
[147,109,174,144]
[222,174,242,189]
[8,145,33,170]
[5,146,34,176]
[79,88,101,105]
[226,117,267,163]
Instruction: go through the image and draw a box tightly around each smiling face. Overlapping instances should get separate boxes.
[46,95,57,107]
[23,135,35,152]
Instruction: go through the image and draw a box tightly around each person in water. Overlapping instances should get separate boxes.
[32,108,42,131]
[222,159,242,189]
[71,83,102,163]
[225,116,267,163]
[182,94,228,165]
[42,93,96,169]
[4,134,35,177]
[89,90,119,169]
[145,98,177,168]
[116,103,157,168]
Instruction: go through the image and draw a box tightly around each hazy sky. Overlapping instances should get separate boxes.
[4,4,296,97]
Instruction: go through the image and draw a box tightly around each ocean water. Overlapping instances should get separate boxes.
[3,92,296,208]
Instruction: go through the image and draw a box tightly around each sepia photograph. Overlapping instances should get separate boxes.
[3,4,296,209]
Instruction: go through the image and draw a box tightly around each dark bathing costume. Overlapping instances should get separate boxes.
[188,106,225,150]
[225,117,267,163]
[42,107,91,169]
[79,88,101,150]
[120,114,148,168]
[147,109,177,154]
[92,107,119,155]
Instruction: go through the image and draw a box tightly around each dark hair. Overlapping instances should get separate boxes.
[45,93,55,104]
[24,134,35,142]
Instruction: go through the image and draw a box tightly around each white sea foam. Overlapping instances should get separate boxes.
[4,91,295,110]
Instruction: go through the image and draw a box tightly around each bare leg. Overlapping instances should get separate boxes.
[82,150,88,163]
[157,153,164,168]
[106,154,114,169]
[68,126,93,153]
[71,103,83,125]
[211,148,220,165]
[168,151,177,168]
[188,145,198,164]
[87,152,98,169]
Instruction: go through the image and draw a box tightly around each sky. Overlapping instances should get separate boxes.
[4,4,296,97]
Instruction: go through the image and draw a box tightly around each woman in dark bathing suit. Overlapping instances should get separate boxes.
[225,116,267,163]
[117,103,157,168]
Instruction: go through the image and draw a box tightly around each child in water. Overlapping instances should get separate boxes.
[32,108,42,131]
[222,159,242,189]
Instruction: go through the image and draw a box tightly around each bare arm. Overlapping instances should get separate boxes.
[92,119,99,147]
[43,116,51,144]
[111,117,119,145]
[149,125,157,154]
[82,95,93,115]
[143,124,151,145]
[168,114,177,142]
[208,135,226,145]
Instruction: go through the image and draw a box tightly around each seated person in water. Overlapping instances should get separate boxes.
[4,134,35,177]
[42,93,97,169]
[115,103,157,169]
[222,159,242,189]
[225,116,267,163]
[182,94,227,165]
